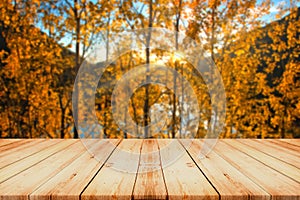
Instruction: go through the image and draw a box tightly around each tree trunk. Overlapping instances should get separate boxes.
[171,0,182,139]
[73,0,80,139]
[59,95,65,138]
[143,0,153,138]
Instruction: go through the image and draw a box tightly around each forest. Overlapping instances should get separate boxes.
[0,0,299,139]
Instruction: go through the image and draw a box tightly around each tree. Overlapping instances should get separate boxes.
[0,0,71,138]
[263,7,300,138]
[39,0,110,138]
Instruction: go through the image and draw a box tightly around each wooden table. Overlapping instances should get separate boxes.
[0,139,299,200]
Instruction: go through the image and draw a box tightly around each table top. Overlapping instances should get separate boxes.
[0,139,299,200]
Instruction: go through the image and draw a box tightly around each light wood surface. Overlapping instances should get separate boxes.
[238,139,300,168]
[0,139,299,200]
[81,139,142,200]
[0,139,40,156]
[224,140,300,182]
[0,139,75,183]
[180,139,270,200]
[158,139,218,200]
[30,140,120,200]
[263,139,300,153]
[214,140,300,200]
[0,140,63,169]
[132,139,167,200]
[0,139,22,147]
[279,139,300,147]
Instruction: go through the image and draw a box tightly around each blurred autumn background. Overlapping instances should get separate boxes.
[0,0,299,139]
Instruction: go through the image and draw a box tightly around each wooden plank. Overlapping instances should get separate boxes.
[279,139,300,147]
[132,139,167,200]
[0,140,76,183]
[254,139,300,157]
[0,139,39,155]
[0,139,299,199]
[0,140,90,200]
[30,139,120,200]
[238,139,300,168]
[224,140,300,182]
[157,139,218,200]
[214,140,300,200]
[0,139,22,147]
[0,139,61,169]
[180,139,270,200]
[263,139,300,153]
[81,139,143,200]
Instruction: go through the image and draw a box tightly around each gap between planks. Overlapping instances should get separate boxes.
[237,139,300,169]
[0,139,299,200]
[132,139,167,200]
[179,139,270,200]
[214,140,300,200]
[30,139,120,200]
[0,140,76,183]
[224,140,300,183]
[0,139,22,147]
[0,140,91,199]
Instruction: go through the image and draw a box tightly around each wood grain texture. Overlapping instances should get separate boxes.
[0,139,21,147]
[254,139,300,157]
[279,139,300,147]
[0,139,62,169]
[0,140,87,200]
[180,139,270,200]
[214,141,300,200]
[0,140,75,183]
[0,139,299,200]
[158,139,219,200]
[30,140,120,200]
[226,140,300,182]
[132,139,167,200]
[262,139,300,153]
[81,139,143,200]
[238,139,300,168]
[0,139,40,156]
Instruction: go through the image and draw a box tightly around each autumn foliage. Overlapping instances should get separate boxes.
[0,0,299,138]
